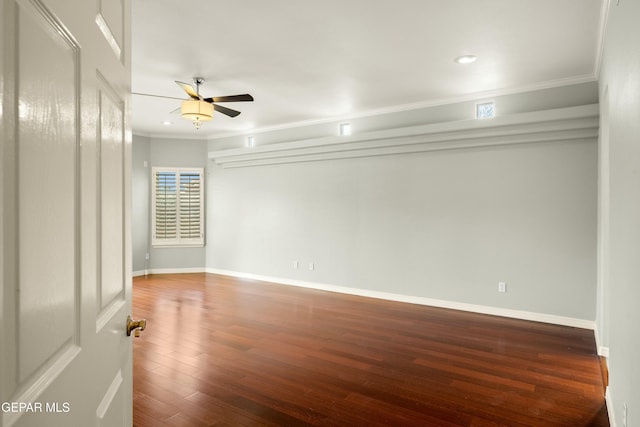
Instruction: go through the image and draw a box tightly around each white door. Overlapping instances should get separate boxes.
[1,0,136,426]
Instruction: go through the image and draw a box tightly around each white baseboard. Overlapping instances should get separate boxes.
[205,268,595,330]
[593,324,610,357]
[132,267,207,277]
[606,387,616,427]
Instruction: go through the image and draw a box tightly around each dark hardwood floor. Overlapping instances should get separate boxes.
[132,273,609,426]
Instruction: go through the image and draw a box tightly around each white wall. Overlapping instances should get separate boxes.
[131,136,207,273]
[207,140,597,319]
[130,85,599,322]
[205,85,599,322]
[132,135,150,272]
[598,0,640,424]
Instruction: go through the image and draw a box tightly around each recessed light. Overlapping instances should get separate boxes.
[455,55,477,64]
[162,121,172,126]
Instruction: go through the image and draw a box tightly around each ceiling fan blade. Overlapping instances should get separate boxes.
[169,106,181,114]
[175,81,201,100]
[204,94,254,103]
[132,92,185,101]
[212,103,241,118]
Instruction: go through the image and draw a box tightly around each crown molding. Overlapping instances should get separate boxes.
[594,0,611,78]
[209,104,599,168]
[205,76,597,142]
[132,130,207,141]
[131,77,598,143]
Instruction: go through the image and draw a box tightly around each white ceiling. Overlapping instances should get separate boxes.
[131,0,605,139]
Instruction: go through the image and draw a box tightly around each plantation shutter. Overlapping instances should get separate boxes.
[179,171,202,239]
[152,167,204,246]
[154,171,177,239]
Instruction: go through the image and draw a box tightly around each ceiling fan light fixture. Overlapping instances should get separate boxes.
[181,99,214,129]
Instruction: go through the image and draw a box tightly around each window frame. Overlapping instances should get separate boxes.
[151,166,205,248]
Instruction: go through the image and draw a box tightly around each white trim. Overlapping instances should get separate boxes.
[151,244,205,249]
[594,325,611,358]
[133,267,207,276]
[594,0,611,78]
[209,104,599,168]
[131,268,597,329]
[96,298,126,333]
[131,77,598,142]
[606,387,617,427]
[95,370,123,421]
[205,75,597,141]
[205,268,595,330]
[95,13,121,60]
[132,130,206,140]
[596,87,611,362]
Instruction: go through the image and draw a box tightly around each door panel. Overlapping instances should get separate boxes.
[1,0,132,425]
[99,76,125,310]
[16,0,80,385]
[96,371,124,426]
[96,0,124,60]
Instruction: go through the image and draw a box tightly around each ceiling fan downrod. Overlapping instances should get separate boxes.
[193,77,204,96]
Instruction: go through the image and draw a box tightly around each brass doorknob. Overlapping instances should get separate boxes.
[127,315,147,337]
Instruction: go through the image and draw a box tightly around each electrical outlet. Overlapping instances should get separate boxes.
[145,253,150,260]
[293,261,298,270]
[498,282,507,293]
[309,262,314,271]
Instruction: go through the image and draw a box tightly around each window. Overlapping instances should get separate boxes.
[152,167,204,247]
[339,122,352,136]
[476,101,495,119]
[246,135,255,148]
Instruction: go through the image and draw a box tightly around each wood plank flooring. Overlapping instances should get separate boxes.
[132,273,609,426]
